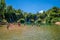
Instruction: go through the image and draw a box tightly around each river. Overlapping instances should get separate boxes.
[0,24,60,40]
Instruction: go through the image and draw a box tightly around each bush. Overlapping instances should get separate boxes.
[51,18,60,23]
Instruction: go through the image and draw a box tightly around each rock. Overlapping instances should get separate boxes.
[55,22,60,25]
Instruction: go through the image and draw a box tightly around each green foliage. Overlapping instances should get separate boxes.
[0,0,60,25]
[46,6,60,24]
[19,19,25,24]
[0,0,6,22]
[51,18,60,23]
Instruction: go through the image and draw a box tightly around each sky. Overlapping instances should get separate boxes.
[5,0,60,13]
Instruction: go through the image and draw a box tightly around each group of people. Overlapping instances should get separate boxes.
[7,23,21,30]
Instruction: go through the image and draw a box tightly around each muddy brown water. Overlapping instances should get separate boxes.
[0,24,60,40]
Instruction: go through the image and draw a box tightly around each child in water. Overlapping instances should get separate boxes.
[18,22,21,27]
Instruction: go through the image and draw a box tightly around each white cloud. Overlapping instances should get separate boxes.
[39,10,44,13]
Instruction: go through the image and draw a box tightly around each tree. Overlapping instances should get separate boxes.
[46,7,60,24]
[4,6,17,23]
[0,0,6,22]
[15,9,24,21]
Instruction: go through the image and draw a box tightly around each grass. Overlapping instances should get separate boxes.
[0,24,60,40]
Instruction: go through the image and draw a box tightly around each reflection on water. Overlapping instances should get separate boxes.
[0,25,60,40]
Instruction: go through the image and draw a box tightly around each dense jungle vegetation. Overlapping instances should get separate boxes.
[0,0,60,24]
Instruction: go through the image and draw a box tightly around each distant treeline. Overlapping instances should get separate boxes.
[0,0,60,24]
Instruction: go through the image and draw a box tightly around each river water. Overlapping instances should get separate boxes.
[0,25,60,40]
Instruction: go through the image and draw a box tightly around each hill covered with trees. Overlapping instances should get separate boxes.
[0,0,60,25]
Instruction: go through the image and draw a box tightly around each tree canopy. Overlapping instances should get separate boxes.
[0,0,60,24]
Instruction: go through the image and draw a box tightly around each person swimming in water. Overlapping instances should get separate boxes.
[18,22,21,27]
